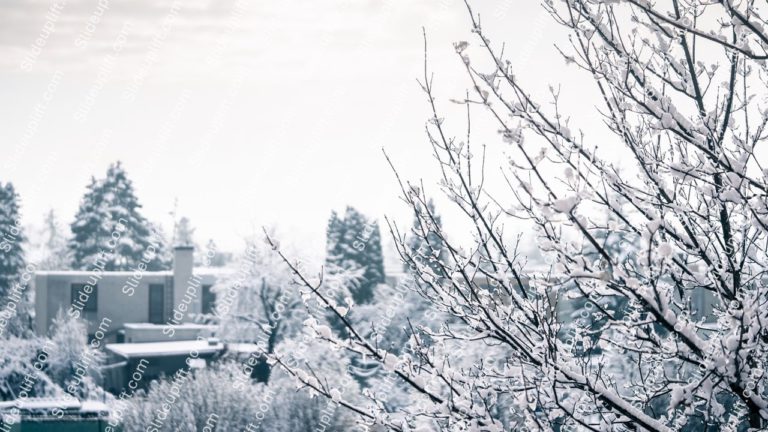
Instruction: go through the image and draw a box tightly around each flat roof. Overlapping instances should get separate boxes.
[0,398,109,413]
[35,268,231,277]
[106,340,224,358]
[226,343,263,354]
[123,323,215,330]
[35,270,172,277]
[192,267,235,275]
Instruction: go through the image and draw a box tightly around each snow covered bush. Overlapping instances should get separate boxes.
[120,357,360,432]
[0,311,105,402]
[0,336,61,400]
[265,338,363,431]
[120,362,265,431]
[46,310,105,399]
[209,231,308,381]
[267,1,768,430]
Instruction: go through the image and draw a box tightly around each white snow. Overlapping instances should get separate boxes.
[0,398,107,414]
[226,343,262,354]
[315,325,332,339]
[660,113,676,128]
[330,388,342,402]
[383,353,399,372]
[552,196,579,213]
[79,401,110,414]
[124,323,214,330]
[106,339,224,358]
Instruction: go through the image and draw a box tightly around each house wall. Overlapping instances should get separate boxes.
[33,276,48,335]
[34,247,223,338]
[35,273,171,339]
[34,271,219,339]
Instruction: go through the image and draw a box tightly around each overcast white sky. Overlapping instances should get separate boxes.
[0,0,603,262]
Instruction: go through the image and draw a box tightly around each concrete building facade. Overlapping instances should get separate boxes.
[33,247,220,341]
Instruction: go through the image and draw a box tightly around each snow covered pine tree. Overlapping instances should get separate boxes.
[404,199,450,280]
[35,209,72,271]
[266,1,768,431]
[0,182,26,300]
[69,162,169,271]
[0,181,34,337]
[174,216,196,248]
[325,207,385,304]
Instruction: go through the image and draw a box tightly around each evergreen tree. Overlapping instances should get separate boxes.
[0,182,26,300]
[175,216,195,247]
[174,216,202,265]
[325,207,384,304]
[404,199,449,277]
[325,210,343,262]
[0,182,35,338]
[35,209,71,270]
[151,224,173,268]
[204,239,231,267]
[69,162,169,271]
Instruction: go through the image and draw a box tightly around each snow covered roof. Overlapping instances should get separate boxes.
[226,343,263,354]
[193,267,235,276]
[0,398,108,414]
[123,323,215,330]
[35,270,172,277]
[35,267,229,277]
[106,339,224,358]
[0,399,76,411]
[79,401,110,414]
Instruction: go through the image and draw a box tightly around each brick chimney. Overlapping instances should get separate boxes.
[172,246,195,322]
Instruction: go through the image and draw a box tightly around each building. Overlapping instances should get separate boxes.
[33,247,222,342]
[0,399,112,432]
[30,246,239,396]
[102,336,224,394]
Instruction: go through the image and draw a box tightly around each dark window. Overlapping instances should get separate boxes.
[71,283,97,312]
[202,285,215,314]
[149,284,165,324]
